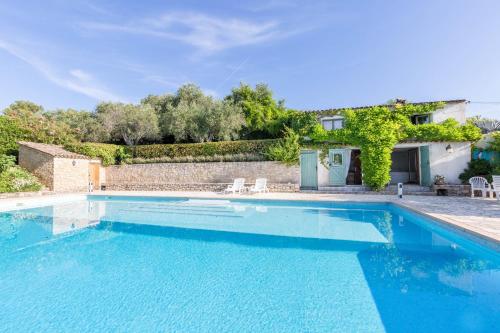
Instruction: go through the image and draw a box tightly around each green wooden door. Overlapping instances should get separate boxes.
[329,149,347,186]
[419,146,431,186]
[300,151,318,190]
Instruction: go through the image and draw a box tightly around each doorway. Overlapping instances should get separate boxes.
[88,162,100,190]
[390,148,420,184]
[300,151,318,190]
[347,149,362,185]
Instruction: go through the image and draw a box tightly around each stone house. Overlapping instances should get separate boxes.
[18,142,102,192]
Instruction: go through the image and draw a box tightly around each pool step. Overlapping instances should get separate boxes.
[118,201,249,218]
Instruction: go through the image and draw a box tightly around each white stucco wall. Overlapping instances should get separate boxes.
[317,157,330,187]
[429,142,471,184]
[432,102,467,124]
[307,142,471,187]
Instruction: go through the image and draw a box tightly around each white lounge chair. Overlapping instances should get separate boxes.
[224,178,245,194]
[492,175,500,200]
[250,178,269,194]
[469,176,491,198]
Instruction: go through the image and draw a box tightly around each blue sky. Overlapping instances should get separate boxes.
[1,0,499,117]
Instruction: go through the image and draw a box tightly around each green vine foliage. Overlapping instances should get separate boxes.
[405,119,482,142]
[301,140,342,168]
[309,102,481,190]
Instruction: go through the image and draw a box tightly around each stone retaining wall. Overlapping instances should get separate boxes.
[104,161,300,192]
[432,184,471,196]
[104,182,299,192]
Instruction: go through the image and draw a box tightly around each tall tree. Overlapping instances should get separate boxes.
[143,84,245,143]
[45,109,107,142]
[1,100,77,146]
[96,102,160,145]
[225,83,286,138]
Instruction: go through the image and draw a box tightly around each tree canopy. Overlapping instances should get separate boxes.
[225,83,286,138]
[96,102,160,146]
[142,84,245,143]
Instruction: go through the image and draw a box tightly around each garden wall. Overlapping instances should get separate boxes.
[104,161,300,192]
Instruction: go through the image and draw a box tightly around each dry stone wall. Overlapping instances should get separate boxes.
[18,145,54,190]
[104,161,300,192]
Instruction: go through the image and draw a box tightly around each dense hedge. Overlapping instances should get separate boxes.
[131,139,279,159]
[64,142,129,166]
[125,153,267,164]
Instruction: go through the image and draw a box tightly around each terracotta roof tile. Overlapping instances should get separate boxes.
[18,142,90,159]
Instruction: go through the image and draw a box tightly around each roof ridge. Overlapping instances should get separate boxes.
[303,99,468,113]
[18,141,90,159]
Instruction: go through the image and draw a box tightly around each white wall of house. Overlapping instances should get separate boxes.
[306,141,471,187]
[432,102,467,124]
[318,157,330,187]
[429,142,471,184]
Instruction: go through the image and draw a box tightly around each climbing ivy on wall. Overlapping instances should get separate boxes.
[309,102,482,190]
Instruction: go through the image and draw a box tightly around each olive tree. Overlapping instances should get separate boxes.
[144,84,245,143]
[96,102,160,145]
[45,109,108,142]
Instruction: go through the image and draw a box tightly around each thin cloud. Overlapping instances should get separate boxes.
[0,39,126,102]
[246,0,299,12]
[81,11,283,53]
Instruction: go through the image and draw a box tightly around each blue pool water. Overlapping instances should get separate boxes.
[0,196,499,332]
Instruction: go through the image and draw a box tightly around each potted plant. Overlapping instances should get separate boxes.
[434,175,446,185]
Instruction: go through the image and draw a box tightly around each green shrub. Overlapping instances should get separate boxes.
[64,142,129,166]
[488,132,500,152]
[0,166,43,193]
[492,164,500,176]
[0,155,16,173]
[132,139,278,159]
[0,107,78,157]
[459,159,493,183]
[125,153,267,164]
[265,128,300,165]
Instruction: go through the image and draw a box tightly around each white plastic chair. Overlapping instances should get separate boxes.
[468,177,491,198]
[250,178,269,194]
[492,175,500,200]
[224,178,245,194]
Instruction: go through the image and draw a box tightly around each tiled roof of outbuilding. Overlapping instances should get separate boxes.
[18,142,90,159]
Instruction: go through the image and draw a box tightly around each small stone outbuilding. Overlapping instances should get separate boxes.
[18,142,102,192]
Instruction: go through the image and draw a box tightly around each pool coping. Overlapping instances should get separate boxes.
[1,191,499,251]
[391,201,500,252]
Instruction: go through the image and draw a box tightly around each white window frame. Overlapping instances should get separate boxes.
[412,114,432,125]
[321,116,344,130]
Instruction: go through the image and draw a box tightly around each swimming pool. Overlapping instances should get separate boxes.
[0,195,499,332]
